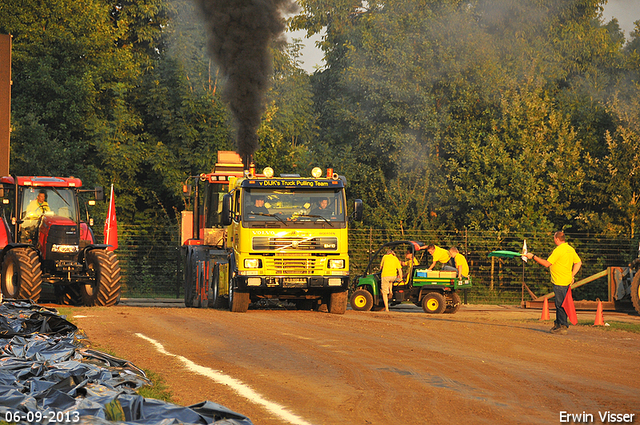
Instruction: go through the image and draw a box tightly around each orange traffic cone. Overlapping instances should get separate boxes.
[594,299,604,326]
[540,298,550,321]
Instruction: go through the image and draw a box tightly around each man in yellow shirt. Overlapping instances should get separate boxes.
[526,231,582,334]
[426,244,453,271]
[448,246,469,278]
[380,248,403,312]
[25,191,50,218]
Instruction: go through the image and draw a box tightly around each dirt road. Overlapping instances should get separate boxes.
[68,304,640,425]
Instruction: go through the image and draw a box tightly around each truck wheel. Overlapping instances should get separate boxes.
[1,248,42,302]
[329,290,348,314]
[194,263,207,308]
[209,264,228,309]
[184,249,195,307]
[228,281,250,312]
[422,292,446,314]
[82,250,121,306]
[632,272,640,315]
[350,289,373,311]
[445,292,461,314]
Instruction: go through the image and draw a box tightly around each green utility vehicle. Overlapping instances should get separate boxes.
[350,240,471,314]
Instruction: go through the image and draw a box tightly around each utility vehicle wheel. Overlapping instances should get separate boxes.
[328,290,348,314]
[445,292,461,314]
[1,248,42,302]
[350,289,373,311]
[228,281,250,312]
[82,250,121,306]
[632,272,640,315]
[422,292,446,314]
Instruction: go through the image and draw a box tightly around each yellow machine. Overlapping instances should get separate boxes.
[181,152,362,313]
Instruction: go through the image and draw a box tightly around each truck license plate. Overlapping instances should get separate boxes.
[283,278,307,287]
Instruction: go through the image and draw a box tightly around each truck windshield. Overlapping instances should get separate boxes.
[21,187,77,222]
[243,189,345,223]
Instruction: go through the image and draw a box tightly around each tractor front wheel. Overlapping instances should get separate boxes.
[422,292,446,314]
[632,272,640,315]
[82,250,121,306]
[1,248,42,302]
[59,283,83,306]
[350,289,374,311]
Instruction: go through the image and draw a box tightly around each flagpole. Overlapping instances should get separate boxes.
[104,184,117,251]
[105,184,113,244]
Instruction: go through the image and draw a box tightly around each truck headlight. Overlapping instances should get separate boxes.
[328,259,345,269]
[244,258,262,268]
[51,244,79,254]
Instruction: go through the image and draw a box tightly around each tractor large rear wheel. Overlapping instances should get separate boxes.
[82,250,121,306]
[632,272,640,315]
[1,248,42,302]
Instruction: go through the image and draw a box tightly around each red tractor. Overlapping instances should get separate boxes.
[0,176,121,306]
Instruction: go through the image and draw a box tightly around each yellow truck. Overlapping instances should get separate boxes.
[181,152,362,313]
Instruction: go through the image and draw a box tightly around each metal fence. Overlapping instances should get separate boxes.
[101,225,640,305]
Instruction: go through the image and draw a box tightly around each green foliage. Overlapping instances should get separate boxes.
[2,0,640,239]
[292,0,640,235]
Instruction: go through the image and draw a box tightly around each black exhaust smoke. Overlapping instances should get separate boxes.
[196,0,297,168]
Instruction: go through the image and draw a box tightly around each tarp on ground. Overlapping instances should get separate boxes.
[0,300,253,425]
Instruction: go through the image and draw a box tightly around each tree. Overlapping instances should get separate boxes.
[293,0,639,235]
[0,0,169,222]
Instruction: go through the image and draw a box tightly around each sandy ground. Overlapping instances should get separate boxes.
[66,304,640,425]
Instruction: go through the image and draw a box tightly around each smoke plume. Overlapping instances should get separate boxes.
[196,0,298,166]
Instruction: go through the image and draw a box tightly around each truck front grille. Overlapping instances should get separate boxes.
[253,237,337,251]
[264,257,320,275]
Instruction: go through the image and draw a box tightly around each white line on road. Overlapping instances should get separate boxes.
[135,333,314,425]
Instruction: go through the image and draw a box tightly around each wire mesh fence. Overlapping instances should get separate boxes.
[101,225,640,305]
[349,229,639,305]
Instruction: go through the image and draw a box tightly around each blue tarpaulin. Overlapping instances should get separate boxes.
[0,300,253,425]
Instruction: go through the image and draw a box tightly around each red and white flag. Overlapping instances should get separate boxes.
[562,286,578,325]
[104,184,118,251]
